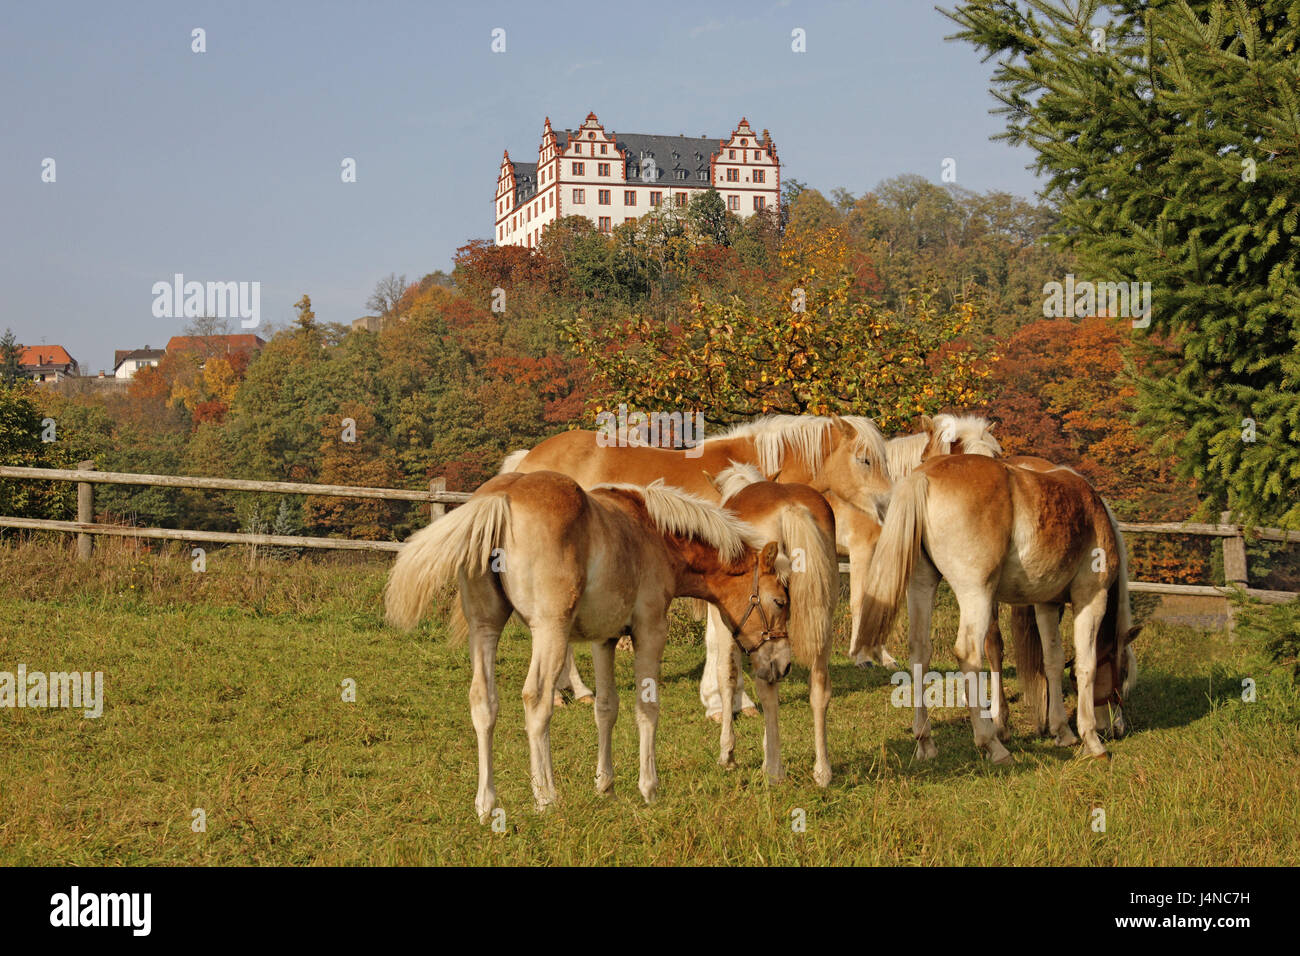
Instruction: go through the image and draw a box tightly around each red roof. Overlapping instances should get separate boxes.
[18,345,74,367]
[166,334,266,354]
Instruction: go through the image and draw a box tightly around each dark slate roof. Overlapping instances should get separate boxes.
[556,130,721,185]
[511,161,539,204]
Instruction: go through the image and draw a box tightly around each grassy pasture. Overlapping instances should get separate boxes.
[1,536,1296,866]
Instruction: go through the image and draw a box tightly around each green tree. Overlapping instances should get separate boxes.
[946,0,1300,526]
[0,330,22,386]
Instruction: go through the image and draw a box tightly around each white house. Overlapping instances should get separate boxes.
[112,346,166,379]
[495,113,781,248]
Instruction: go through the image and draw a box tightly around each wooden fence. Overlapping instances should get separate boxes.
[0,464,1295,605]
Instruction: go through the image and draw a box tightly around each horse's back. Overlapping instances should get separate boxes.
[517,430,720,497]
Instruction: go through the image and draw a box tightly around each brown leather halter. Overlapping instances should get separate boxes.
[727,559,783,655]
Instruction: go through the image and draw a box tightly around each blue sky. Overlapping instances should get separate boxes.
[1,0,1040,372]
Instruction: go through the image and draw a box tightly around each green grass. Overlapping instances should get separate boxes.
[1,537,1297,865]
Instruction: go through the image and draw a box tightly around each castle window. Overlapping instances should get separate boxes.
[741,138,748,146]
[598,189,610,205]
[726,168,739,182]
[650,191,662,207]
[573,162,585,175]
[754,150,762,160]
[753,196,766,210]
[753,169,765,183]
[729,149,735,159]
[598,216,611,232]
[574,144,582,154]
[676,169,687,180]
[573,188,585,203]
[629,163,639,178]
[600,144,607,154]
[624,191,636,206]
[674,192,687,207]
[598,163,610,176]
[727,195,739,210]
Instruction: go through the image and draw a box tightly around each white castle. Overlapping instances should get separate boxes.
[495,112,781,248]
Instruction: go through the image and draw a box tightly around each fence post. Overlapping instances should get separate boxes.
[76,459,95,562]
[1221,510,1248,586]
[429,477,446,520]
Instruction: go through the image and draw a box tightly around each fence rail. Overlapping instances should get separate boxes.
[0,464,1295,604]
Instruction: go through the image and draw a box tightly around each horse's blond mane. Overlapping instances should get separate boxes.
[886,414,1003,480]
[885,432,931,481]
[935,413,1002,458]
[707,414,888,477]
[713,460,766,502]
[594,479,763,563]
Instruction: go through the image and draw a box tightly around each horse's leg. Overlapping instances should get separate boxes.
[1070,591,1110,758]
[592,637,618,795]
[564,646,595,704]
[755,675,784,783]
[909,556,940,760]
[521,621,569,812]
[810,645,832,786]
[710,607,737,768]
[952,588,1012,764]
[701,605,723,720]
[632,618,668,804]
[1035,603,1077,746]
[984,607,1011,743]
[465,583,510,824]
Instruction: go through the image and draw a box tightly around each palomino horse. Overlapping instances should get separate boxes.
[706,462,839,785]
[504,414,892,715]
[853,454,1138,763]
[999,456,1141,739]
[384,470,790,820]
[847,413,1006,670]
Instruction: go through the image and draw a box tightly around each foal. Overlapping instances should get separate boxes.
[384,470,790,821]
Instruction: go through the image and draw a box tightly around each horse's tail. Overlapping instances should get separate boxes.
[851,472,928,656]
[498,449,529,474]
[1011,606,1049,734]
[780,504,838,667]
[384,493,511,631]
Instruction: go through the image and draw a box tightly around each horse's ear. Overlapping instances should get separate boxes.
[701,469,720,491]
[1124,625,1142,644]
[769,468,782,482]
[918,414,935,434]
[829,415,857,440]
[759,541,780,572]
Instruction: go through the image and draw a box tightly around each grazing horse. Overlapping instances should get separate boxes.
[847,414,1005,670]
[503,414,892,715]
[1000,456,1141,739]
[384,470,790,821]
[853,455,1138,763]
[705,462,839,785]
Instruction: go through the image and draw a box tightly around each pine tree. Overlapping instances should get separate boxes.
[945,0,1300,526]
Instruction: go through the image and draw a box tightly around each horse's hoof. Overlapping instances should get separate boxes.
[719,756,736,770]
[1054,729,1079,747]
[914,739,939,760]
[553,694,568,708]
[814,767,832,788]
[574,694,595,705]
[741,706,760,718]
[1088,748,1111,762]
[990,750,1014,766]
[707,711,723,724]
